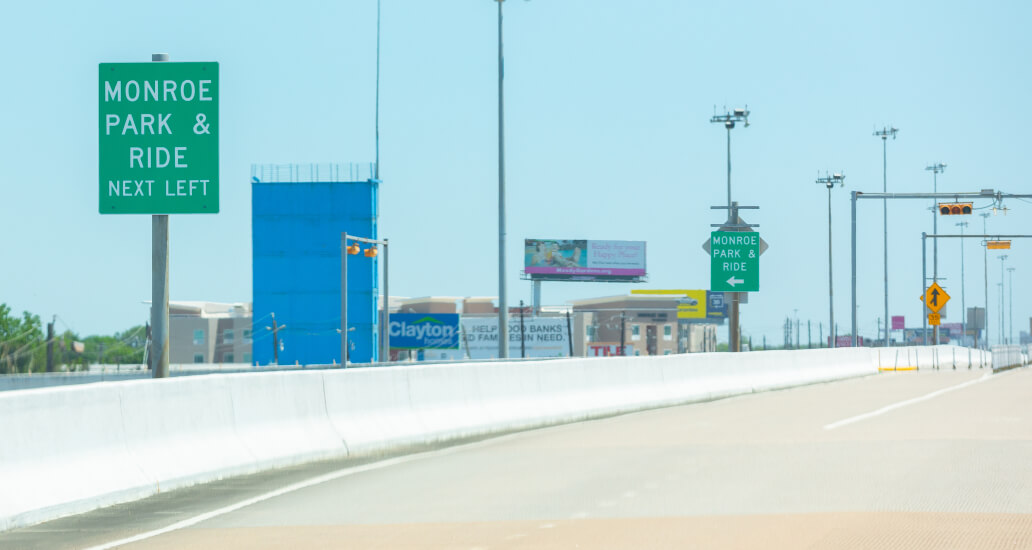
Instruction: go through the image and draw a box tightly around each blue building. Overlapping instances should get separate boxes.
[252,163,380,365]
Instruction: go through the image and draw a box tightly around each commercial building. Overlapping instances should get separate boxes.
[570,295,717,356]
[251,163,380,365]
[169,301,253,364]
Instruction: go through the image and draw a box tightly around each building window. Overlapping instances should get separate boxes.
[193,329,204,345]
[243,329,252,341]
[664,350,672,355]
[631,324,641,341]
[663,325,673,341]
[224,353,234,363]
[193,353,204,363]
[586,325,597,342]
[224,329,234,343]
[244,353,252,364]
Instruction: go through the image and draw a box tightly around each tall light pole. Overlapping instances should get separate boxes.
[980,212,990,348]
[1007,267,1015,345]
[926,163,947,288]
[998,254,1008,344]
[495,0,509,358]
[956,221,968,346]
[711,107,750,352]
[817,173,845,348]
[874,127,898,347]
[711,107,750,212]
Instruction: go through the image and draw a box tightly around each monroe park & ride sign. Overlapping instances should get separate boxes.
[99,62,219,214]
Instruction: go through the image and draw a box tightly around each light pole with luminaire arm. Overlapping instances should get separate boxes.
[817,172,845,347]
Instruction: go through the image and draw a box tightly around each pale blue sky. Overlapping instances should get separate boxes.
[1,0,1029,346]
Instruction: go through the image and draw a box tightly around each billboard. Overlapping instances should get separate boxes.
[461,317,570,359]
[389,313,460,350]
[891,316,905,330]
[676,290,707,319]
[524,239,646,282]
[707,291,727,320]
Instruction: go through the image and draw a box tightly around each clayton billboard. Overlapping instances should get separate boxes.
[389,313,460,350]
[524,239,646,282]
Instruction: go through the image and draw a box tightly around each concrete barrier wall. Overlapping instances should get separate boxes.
[0,346,975,531]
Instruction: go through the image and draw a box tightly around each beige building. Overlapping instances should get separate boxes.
[570,295,717,356]
[169,301,253,364]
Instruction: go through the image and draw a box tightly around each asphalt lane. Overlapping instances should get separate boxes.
[5,367,1030,549]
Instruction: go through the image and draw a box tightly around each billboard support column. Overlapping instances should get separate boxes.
[532,280,541,315]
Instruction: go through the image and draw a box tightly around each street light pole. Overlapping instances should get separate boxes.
[956,221,968,346]
[874,127,898,348]
[1007,267,1015,345]
[710,107,750,352]
[817,173,845,349]
[998,254,1008,344]
[926,163,946,287]
[981,212,990,349]
[496,0,509,358]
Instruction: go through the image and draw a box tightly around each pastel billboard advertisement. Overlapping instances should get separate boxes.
[524,239,646,281]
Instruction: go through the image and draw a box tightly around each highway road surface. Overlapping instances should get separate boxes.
[3,367,1030,549]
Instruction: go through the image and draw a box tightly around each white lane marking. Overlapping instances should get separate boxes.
[80,430,536,550]
[823,373,994,430]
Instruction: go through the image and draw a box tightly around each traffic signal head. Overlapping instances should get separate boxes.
[938,202,973,215]
[346,243,361,255]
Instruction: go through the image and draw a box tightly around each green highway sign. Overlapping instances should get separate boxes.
[99,62,219,214]
[710,231,760,292]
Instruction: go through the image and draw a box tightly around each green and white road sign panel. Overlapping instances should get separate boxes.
[99,62,219,214]
[709,231,760,292]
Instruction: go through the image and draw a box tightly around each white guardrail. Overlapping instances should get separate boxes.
[990,345,1026,371]
[0,346,1003,532]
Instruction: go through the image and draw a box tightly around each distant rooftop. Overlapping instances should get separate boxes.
[167,301,253,319]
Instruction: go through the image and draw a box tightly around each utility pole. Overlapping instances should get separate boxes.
[46,316,55,373]
[874,126,898,348]
[619,312,626,355]
[807,320,811,349]
[270,313,283,365]
[565,310,574,356]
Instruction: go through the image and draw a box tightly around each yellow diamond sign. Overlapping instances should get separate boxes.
[924,282,950,313]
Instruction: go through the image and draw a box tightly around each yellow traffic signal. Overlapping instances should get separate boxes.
[346,243,361,255]
[364,246,379,258]
[938,202,973,215]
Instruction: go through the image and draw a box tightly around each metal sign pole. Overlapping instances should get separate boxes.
[150,53,170,378]
[341,232,348,365]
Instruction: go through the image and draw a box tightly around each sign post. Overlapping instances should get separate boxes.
[99,55,219,377]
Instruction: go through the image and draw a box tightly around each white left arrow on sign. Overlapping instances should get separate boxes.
[727,276,744,287]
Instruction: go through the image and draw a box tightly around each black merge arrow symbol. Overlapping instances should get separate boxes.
[930,288,939,307]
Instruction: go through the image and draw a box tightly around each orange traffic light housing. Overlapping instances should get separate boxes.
[364,246,379,258]
[346,243,361,255]
[938,202,972,215]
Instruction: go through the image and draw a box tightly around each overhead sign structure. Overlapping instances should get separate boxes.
[389,313,460,350]
[524,239,646,282]
[924,282,950,313]
[709,231,760,292]
[99,62,219,214]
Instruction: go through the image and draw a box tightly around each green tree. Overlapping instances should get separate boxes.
[0,304,45,374]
